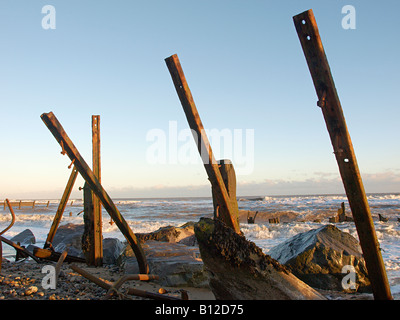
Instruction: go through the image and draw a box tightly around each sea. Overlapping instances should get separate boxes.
[1,193,400,295]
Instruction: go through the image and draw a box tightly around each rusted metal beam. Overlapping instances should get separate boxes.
[45,166,78,248]
[212,159,239,227]
[70,265,180,300]
[1,236,41,263]
[41,112,149,274]
[0,199,16,236]
[33,246,86,263]
[165,54,240,233]
[293,9,392,300]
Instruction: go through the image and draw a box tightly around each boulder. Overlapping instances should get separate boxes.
[120,240,208,288]
[52,223,85,258]
[268,224,371,292]
[51,223,126,265]
[103,238,125,265]
[194,218,326,300]
[136,222,195,244]
[10,229,36,246]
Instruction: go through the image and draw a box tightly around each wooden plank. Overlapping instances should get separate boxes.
[293,9,392,300]
[165,54,240,233]
[40,112,149,274]
[92,115,103,266]
[45,166,79,248]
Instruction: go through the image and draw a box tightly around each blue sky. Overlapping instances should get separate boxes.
[0,0,399,199]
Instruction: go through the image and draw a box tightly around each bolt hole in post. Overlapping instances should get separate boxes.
[344,158,350,163]
[302,20,306,24]
[306,35,311,40]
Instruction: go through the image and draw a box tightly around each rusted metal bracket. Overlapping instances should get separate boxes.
[0,199,16,236]
[293,9,392,300]
[41,112,149,274]
[1,199,17,272]
[165,54,240,234]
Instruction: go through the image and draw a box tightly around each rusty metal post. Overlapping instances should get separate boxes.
[92,115,103,266]
[41,112,149,274]
[212,159,239,227]
[165,54,240,233]
[45,166,78,248]
[82,182,95,264]
[293,9,392,300]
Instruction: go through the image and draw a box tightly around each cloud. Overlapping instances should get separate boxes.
[3,171,399,200]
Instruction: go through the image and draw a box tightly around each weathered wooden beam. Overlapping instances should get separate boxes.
[165,54,240,233]
[41,112,149,274]
[293,9,392,300]
[91,115,103,266]
[45,166,78,248]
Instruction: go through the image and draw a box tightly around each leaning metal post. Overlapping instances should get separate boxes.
[293,9,392,300]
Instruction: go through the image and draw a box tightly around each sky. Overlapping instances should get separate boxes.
[0,0,399,199]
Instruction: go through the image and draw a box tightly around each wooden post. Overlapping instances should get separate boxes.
[165,54,240,233]
[293,9,392,300]
[41,112,149,274]
[212,159,239,227]
[45,166,79,248]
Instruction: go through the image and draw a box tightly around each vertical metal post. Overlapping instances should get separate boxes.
[92,115,103,266]
[293,9,392,300]
[165,54,240,233]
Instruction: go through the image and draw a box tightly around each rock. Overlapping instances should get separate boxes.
[102,238,125,265]
[24,286,38,296]
[195,218,326,300]
[268,224,371,292]
[51,223,126,265]
[120,240,208,288]
[10,229,36,246]
[52,223,85,258]
[136,222,195,244]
